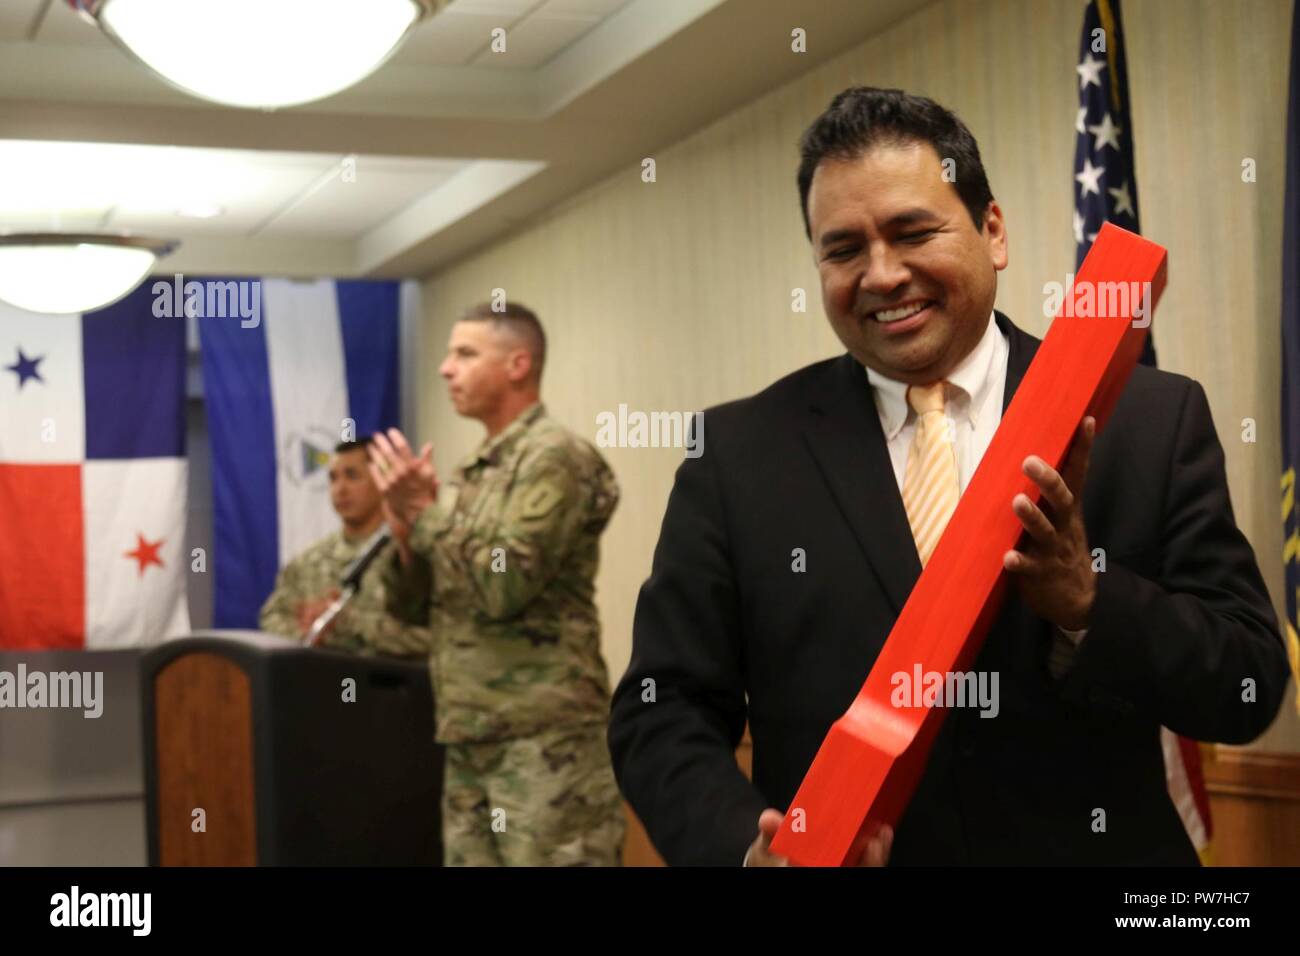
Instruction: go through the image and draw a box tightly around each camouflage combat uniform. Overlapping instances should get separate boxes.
[259,528,433,657]
[384,402,625,866]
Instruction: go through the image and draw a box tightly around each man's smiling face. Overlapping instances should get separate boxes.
[808,140,1008,385]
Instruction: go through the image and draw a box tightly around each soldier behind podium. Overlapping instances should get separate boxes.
[370,301,626,866]
[259,437,433,658]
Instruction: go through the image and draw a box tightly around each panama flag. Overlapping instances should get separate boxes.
[0,286,189,650]
[198,277,408,629]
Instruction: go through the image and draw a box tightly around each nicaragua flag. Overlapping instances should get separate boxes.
[0,286,189,649]
[198,277,410,629]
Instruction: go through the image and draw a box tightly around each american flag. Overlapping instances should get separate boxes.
[1074,0,1212,860]
[1073,0,1155,365]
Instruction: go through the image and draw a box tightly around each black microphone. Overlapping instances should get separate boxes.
[340,526,393,591]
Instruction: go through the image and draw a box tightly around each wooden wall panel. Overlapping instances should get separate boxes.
[1203,745,1300,866]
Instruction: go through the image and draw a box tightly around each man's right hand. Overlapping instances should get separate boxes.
[744,809,894,867]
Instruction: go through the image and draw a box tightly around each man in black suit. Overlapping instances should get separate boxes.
[607,87,1290,866]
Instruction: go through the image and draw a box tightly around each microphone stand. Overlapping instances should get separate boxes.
[305,526,392,647]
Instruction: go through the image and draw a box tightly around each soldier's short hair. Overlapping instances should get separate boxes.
[334,436,375,455]
[460,300,547,383]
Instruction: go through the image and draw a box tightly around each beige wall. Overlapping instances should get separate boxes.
[417,0,1300,749]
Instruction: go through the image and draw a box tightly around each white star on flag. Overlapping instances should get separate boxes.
[1075,157,1105,197]
[1076,53,1106,90]
[1071,0,1154,367]
[1088,113,1122,152]
[1108,180,1136,217]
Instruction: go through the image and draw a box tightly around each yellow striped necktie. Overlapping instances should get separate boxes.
[901,381,960,567]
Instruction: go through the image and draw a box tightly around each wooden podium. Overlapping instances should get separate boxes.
[141,631,443,866]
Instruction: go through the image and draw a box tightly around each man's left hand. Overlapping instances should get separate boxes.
[1003,416,1098,631]
[369,428,438,528]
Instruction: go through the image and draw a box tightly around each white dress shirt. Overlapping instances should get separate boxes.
[865,311,1007,495]
[863,312,1086,664]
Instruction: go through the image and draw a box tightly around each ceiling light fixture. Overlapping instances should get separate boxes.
[0,234,178,315]
[71,0,442,110]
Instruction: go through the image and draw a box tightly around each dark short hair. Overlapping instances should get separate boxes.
[797,86,995,240]
[459,300,547,382]
[334,436,374,454]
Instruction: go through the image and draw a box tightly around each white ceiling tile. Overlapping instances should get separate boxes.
[470,11,599,70]
[0,140,472,243]
[536,0,628,18]
[262,165,469,239]
[4,208,112,234]
[449,0,543,16]
[106,209,263,238]
[395,9,518,66]
[348,155,470,178]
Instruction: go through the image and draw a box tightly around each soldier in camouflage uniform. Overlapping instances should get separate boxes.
[372,301,625,866]
[259,438,432,658]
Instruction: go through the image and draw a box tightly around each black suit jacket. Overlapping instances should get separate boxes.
[608,312,1289,866]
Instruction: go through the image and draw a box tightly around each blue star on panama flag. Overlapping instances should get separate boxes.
[5,347,44,389]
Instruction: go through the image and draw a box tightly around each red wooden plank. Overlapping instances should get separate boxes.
[769,222,1168,866]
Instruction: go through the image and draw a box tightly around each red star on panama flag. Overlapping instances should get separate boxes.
[124,533,165,576]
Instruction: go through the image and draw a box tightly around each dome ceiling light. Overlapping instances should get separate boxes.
[71,0,442,110]
[0,234,179,315]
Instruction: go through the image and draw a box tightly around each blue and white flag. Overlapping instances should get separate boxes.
[197,277,410,629]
